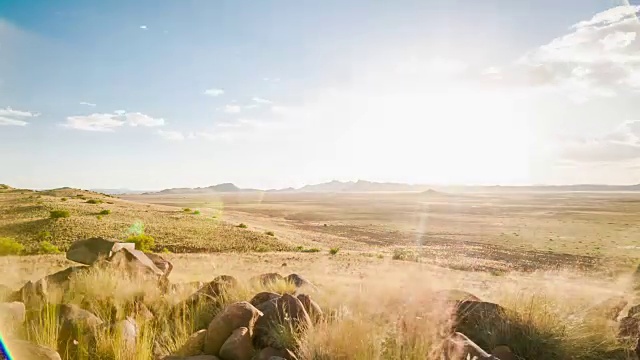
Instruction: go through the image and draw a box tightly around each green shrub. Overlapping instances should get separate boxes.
[96,215,103,220]
[265,231,275,236]
[86,199,103,204]
[161,247,171,254]
[329,247,340,255]
[0,237,24,256]
[35,230,52,241]
[37,241,61,254]
[61,197,67,202]
[237,223,248,229]
[99,209,111,215]
[126,234,155,252]
[301,247,321,253]
[183,208,191,212]
[50,210,70,219]
[192,210,201,215]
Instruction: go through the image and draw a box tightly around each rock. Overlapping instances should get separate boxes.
[636,337,640,358]
[66,237,134,265]
[0,301,26,325]
[197,276,239,299]
[43,266,91,287]
[252,273,284,287]
[491,345,515,360]
[113,316,138,351]
[255,347,298,360]
[445,332,498,359]
[3,339,62,360]
[145,252,174,277]
[453,301,509,351]
[10,278,47,310]
[254,294,311,349]
[203,301,262,355]
[296,294,323,323]
[618,316,640,337]
[285,274,317,292]
[250,292,281,307]
[434,289,481,303]
[174,329,207,357]
[586,296,628,320]
[56,304,104,359]
[107,247,164,278]
[219,327,254,360]
[628,304,640,318]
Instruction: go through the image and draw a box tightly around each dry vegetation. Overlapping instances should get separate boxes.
[2,186,640,359]
[0,187,292,253]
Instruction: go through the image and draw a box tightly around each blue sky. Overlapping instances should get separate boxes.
[1,0,640,189]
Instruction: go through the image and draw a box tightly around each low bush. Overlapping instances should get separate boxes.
[61,197,67,201]
[126,234,155,252]
[86,199,103,204]
[392,248,420,262]
[99,209,111,215]
[183,208,191,212]
[192,210,201,215]
[329,247,340,255]
[265,231,275,236]
[50,210,70,219]
[237,223,248,229]
[37,241,61,254]
[0,237,24,256]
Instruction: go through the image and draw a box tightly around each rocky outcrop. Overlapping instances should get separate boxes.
[204,301,262,355]
[66,237,134,265]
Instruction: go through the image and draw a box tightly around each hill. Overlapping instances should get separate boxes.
[0,186,292,253]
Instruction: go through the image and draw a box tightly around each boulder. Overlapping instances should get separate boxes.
[219,327,254,360]
[203,301,262,355]
[618,316,640,337]
[254,294,311,349]
[296,294,323,323]
[452,301,510,351]
[66,237,134,265]
[10,278,47,310]
[628,304,640,318]
[434,289,481,303]
[0,301,26,325]
[43,266,91,287]
[3,339,62,360]
[491,345,515,360]
[174,329,207,357]
[146,252,174,277]
[252,273,284,287]
[255,347,298,360]
[585,296,627,320]
[107,247,164,278]
[187,276,239,305]
[56,304,104,359]
[250,292,281,307]
[285,274,317,292]
[445,332,498,359]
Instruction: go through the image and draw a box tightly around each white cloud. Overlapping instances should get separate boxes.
[560,120,640,162]
[79,102,96,107]
[513,5,640,100]
[262,77,281,83]
[63,113,126,132]
[0,117,28,126]
[252,97,272,104]
[222,105,242,113]
[157,129,185,141]
[140,25,147,30]
[0,106,39,126]
[125,112,165,127]
[204,88,225,97]
[62,111,165,131]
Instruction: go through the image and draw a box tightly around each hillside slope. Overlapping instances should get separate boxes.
[0,187,292,253]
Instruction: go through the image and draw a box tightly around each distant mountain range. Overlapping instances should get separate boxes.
[97,180,640,195]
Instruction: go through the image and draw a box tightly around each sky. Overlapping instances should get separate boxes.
[1,0,640,190]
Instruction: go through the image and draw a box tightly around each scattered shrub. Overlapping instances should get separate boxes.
[61,197,67,202]
[86,199,103,204]
[126,234,155,252]
[50,210,70,219]
[161,247,171,254]
[96,215,103,220]
[265,231,275,236]
[35,230,52,241]
[99,209,111,215]
[192,210,201,215]
[0,237,24,256]
[392,248,420,262]
[301,247,321,253]
[237,223,248,229]
[329,247,340,255]
[37,241,61,254]
[183,208,191,212]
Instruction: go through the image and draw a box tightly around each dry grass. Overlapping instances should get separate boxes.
[1,253,638,359]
